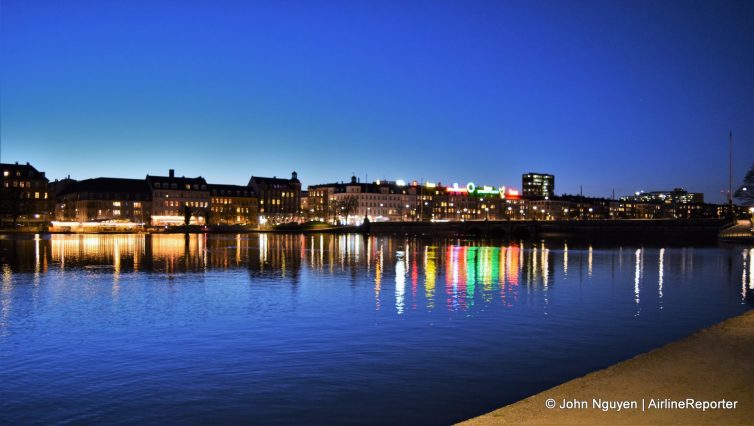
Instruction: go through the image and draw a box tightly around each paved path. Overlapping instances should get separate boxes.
[460,310,754,425]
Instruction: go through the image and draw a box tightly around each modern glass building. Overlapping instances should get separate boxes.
[522,172,555,199]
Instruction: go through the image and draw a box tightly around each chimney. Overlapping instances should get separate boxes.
[169,169,175,178]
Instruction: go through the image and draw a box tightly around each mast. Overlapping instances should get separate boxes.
[729,130,733,210]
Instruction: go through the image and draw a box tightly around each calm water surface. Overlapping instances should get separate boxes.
[0,233,751,424]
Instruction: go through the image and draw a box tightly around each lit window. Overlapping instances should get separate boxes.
[34,192,39,199]
[113,201,121,207]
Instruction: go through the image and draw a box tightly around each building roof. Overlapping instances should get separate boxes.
[248,176,300,189]
[57,177,151,197]
[146,175,207,188]
[207,183,257,197]
[1,162,47,180]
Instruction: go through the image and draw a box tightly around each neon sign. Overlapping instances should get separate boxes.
[443,182,522,198]
[447,183,468,194]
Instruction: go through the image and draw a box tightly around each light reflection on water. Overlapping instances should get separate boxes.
[0,233,751,424]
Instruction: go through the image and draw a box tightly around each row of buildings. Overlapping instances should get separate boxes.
[0,163,741,229]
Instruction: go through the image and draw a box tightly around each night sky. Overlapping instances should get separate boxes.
[2,0,753,201]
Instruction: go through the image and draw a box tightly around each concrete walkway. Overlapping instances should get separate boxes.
[460,310,754,425]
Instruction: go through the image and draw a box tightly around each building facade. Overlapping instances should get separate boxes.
[54,178,151,223]
[419,182,526,221]
[248,172,302,224]
[617,188,707,219]
[208,184,258,226]
[147,170,209,226]
[0,162,50,226]
[522,173,555,199]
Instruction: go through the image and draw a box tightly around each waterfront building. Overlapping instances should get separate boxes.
[528,198,572,220]
[549,195,616,220]
[54,178,152,224]
[328,176,417,224]
[248,172,301,224]
[306,183,340,222]
[621,188,704,204]
[522,172,555,199]
[419,182,526,221]
[618,188,708,219]
[0,162,51,226]
[300,190,309,219]
[208,184,258,226]
[147,169,209,226]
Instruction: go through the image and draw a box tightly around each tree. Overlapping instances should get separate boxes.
[335,196,358,224]
[0,187,26,227]
[734,163,754,206]
[182,204,192,227]
[203,207,212,226]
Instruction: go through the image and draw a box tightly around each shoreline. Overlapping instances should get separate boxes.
[459,310,754,425]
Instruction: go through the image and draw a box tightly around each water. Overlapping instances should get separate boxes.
[0,233,751,424]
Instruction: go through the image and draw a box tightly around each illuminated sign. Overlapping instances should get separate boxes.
[443,182,522,198]
[476,185,500,195]
[447,183,468,194]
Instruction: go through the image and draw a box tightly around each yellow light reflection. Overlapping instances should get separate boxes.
[424,246,436,310]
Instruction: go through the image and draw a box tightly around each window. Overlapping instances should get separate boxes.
[2,171,7,177]
[113,201,121,207]
[34,192,39,199]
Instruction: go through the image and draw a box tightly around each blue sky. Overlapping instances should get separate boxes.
[2,0,753,201]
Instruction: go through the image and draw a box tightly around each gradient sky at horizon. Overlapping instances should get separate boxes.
[2,0,753,201]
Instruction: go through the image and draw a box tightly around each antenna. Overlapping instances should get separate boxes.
[729,130,733,209]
